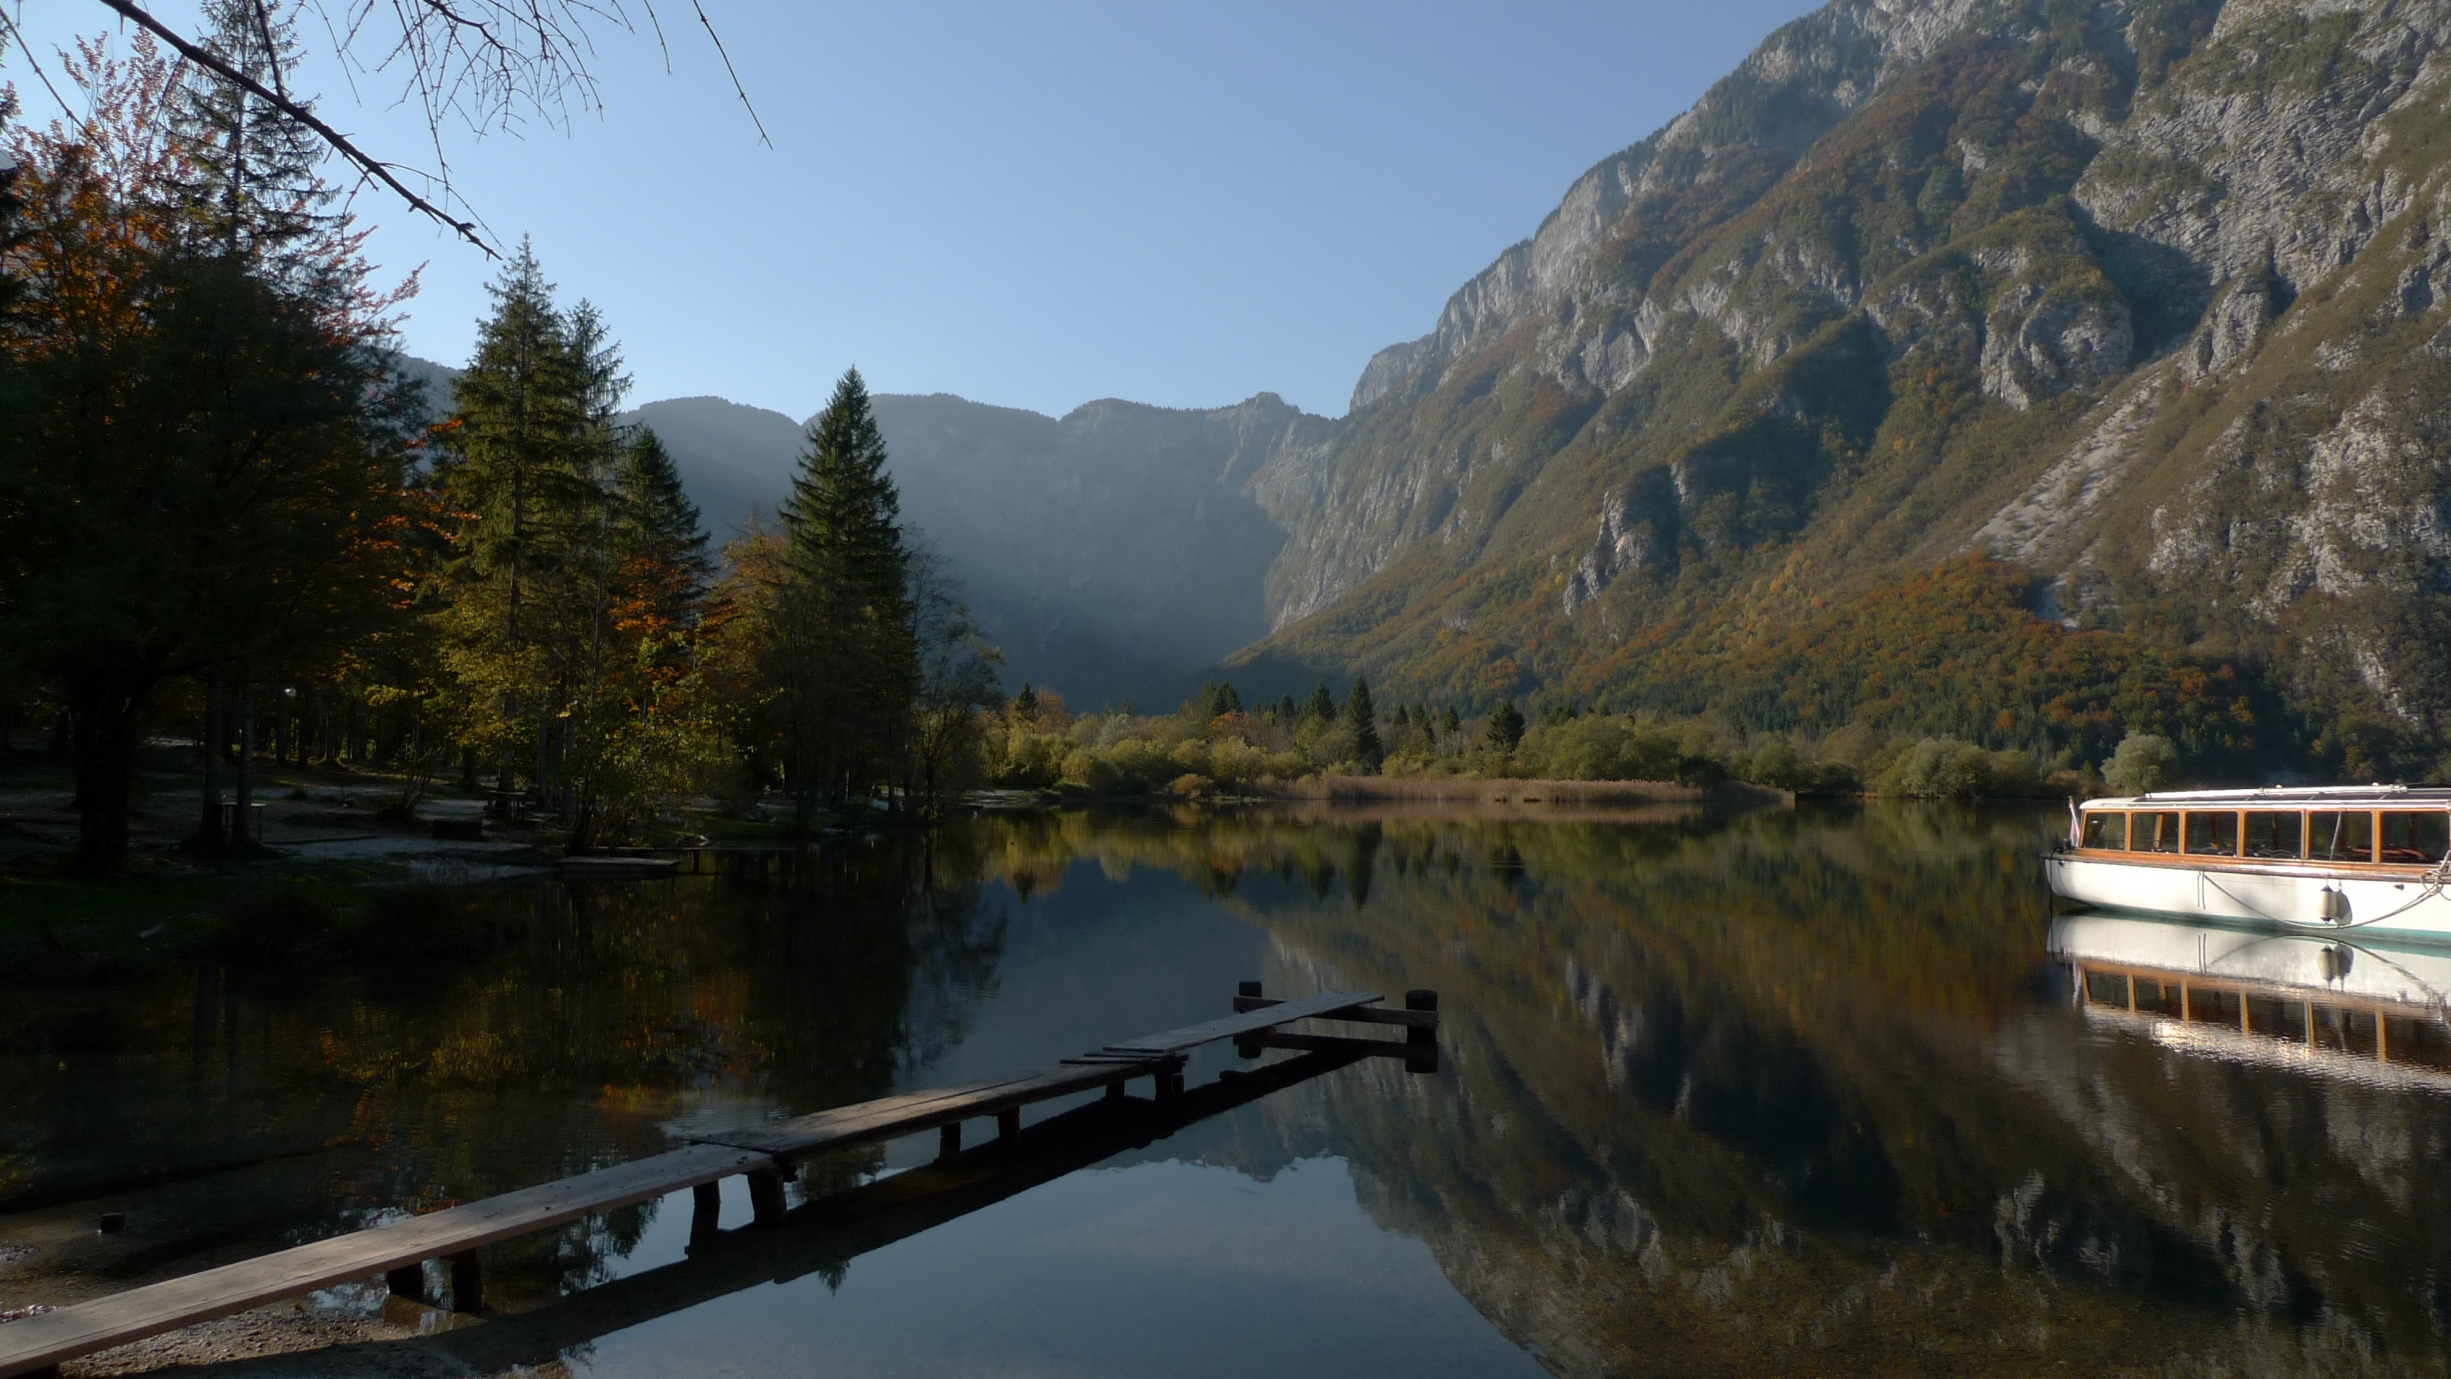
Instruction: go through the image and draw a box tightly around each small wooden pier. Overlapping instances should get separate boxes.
[0,985,1438,1378]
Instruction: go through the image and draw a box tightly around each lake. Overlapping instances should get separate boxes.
[6,801,2450,1377]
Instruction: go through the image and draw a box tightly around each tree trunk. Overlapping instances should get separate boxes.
[234,681,256,846]
[68,669,153,876]
[195,675,226,849]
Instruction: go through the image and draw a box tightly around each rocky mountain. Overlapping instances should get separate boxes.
[1217,0,2451,776]
[626,392,1330,709]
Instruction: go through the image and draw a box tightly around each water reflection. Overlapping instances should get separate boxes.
[11,804,2451,1377]
[988,805,2451,1376]
[0,831,1003,1311]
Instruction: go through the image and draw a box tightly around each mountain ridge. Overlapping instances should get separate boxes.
[1213,0,2451,775]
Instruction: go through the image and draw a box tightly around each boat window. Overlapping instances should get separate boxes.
[2243,811,2302,860]
[2379,811,2450,865]
[2134,811,2180,854]
[2184,811,2239,857]
[2081,812,2124,849]
[2310,811,2375,863]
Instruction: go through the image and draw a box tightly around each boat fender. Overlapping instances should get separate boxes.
[2320,945,2354,982]
[2319,887,2351,926]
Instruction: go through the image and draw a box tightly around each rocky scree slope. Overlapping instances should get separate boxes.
[1231,0,2451,773]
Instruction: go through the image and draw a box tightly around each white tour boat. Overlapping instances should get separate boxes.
[2048,786,2451,943]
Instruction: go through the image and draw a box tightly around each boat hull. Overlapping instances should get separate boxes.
[2046,855,2451,942]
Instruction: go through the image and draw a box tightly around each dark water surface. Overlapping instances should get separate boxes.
[8,803,2451,1376]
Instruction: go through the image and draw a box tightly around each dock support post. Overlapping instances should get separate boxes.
[1406,990,1439,1047]
[1156,1062,1183,1106]
[938,1123,962,1164]
[448,1251,482,1312]
[689,1181,722,1247]
[997,1108,1021,1154]
[1234,981,1265,1058]
[386,1264,426,1303]
[1105,1079,1125,1101]
[747,1166,788,1228]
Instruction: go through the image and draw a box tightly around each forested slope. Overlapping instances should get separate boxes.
[1226,0,2451,777]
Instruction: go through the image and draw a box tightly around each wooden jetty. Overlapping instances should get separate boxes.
[331,1039,1397,1377]
[0,984,1437,1378]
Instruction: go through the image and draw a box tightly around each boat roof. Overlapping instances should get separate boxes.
[2081,785,2451,809]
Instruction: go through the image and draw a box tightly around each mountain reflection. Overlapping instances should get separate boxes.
[986,804,2451,1377]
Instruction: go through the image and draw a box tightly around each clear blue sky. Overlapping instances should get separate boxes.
[8,0,1820,419]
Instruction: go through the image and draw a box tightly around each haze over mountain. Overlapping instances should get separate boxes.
[620,392,1327,709]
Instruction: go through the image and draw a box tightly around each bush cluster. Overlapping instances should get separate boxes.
[975,680,2148,800]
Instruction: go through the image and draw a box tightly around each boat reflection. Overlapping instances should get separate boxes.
[2050,912,2451,1083]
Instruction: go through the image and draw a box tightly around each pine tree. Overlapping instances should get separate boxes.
[1441,706,1462,737]
[1014,682,1038,718]
[1345,676,1383,767]
[1486,699,1526,751]
[169,0,336,272]
[1275,694,1297,724]
[434,241,591,796]
[1302,682,1336,723]
[768,367,915,820]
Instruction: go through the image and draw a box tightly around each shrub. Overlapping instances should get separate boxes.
[2102,733,2179,795]
[1874,738,2041,798]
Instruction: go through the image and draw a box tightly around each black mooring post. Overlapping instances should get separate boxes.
[1406,989,1439,1046]
[386,1263,426,1302]
[938,1122,962,1164]
[448,1250,482,1312]
[689,1181,722,1248]
[1235,980,1267,1058]
[997,1108,1021,1155]
[747,1166,788,1228]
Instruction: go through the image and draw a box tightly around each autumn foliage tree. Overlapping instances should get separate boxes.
[0,36,419,872]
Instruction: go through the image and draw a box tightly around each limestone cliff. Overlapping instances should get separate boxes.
[1235,0,2451,768]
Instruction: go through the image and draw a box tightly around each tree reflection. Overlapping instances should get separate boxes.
[0,830,1002,1309]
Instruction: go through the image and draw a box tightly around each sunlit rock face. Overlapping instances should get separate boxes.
[1234,0,2451,745]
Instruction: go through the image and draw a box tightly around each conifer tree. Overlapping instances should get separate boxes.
[1344,676,1383,767]
[169,0,335,273]
[767,367,915,821]
[1302,682,1335,724]
[1442,706,1462,737]
[617,427,711,609]
[1275,693,1297,723]
[434,241,591,796]
[1486,699,1526,752]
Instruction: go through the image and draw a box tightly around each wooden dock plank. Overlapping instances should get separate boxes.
[1233,994,1437,1028]
[694,1063,1155,1157]
[0,987,1424,1379]
[0,1143,770,1377]
[1099,990,1379,1055]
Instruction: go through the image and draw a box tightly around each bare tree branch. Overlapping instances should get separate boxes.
[0,7,84,123]
[72,0,768,252]
[95,0,495,254]
[690,0,766,148]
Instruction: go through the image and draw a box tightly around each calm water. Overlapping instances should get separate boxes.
[7,803,2451,1376]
